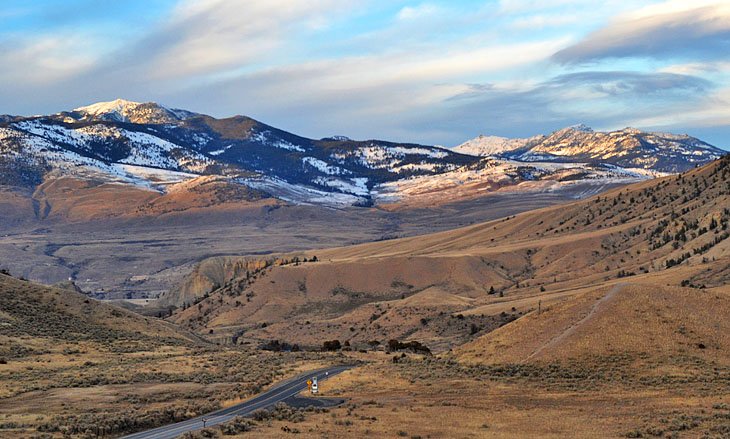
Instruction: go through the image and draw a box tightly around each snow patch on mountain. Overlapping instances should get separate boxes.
[209,145,233,156]
[2,99,724,208]
[73,99,142,121]
[313,176,369,196]
[251,131,306,152]
[302,156,349,175]
[119,164,199,187]
[241,176,362,207]
[453,134,534,156]
[456,125,725,173]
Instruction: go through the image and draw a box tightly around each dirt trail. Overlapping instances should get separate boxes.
[524,283,625,362]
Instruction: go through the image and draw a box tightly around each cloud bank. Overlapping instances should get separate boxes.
[0,0,728,148]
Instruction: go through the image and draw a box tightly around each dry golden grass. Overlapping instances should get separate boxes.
[2,159,729,438]
[30,175,276,222]
[457,282,730,365]
[169,157,730,355]
[0,273,345,437]
[222,358,730,438]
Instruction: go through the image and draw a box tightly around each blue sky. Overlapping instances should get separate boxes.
[1,0,729,149]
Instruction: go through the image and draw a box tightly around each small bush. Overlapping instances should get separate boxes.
[322,340,341,351]
[219,416,255,435]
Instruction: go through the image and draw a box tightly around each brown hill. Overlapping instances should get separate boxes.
[0,272,199,356]
[456,282,730,365]
[165,156,729,350]
[16,175,276,223]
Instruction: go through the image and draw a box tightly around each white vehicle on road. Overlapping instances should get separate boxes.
[311,378,318,394]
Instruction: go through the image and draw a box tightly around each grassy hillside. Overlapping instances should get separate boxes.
[166,156,730,350]
[0,272,197,349]
[457,282,730,366]
[0,273,342,438]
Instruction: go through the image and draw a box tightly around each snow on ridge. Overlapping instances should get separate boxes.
[340,144,450,170]
[118,164,199,187]
[302,156,349,175]
[251,130,305,152]
[312,176,369,196]
[453,135,530,156]
[73,99,142,120]
[373,158,661,204]
[387,146,449,159]
[12,119,212,175]
[241,176,362,207]
[209,144,233,156]
[393,162,439,172]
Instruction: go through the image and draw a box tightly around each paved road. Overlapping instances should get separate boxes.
[121,365,352,439]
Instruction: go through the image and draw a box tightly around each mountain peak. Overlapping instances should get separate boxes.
[454,125,723,172]
[453,134,530,156]
[570,123,593,133]
[69,99,194,124]
[564,123,593,133]
[74,98,144,116]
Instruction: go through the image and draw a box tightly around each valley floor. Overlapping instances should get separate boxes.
[0,188,583,299]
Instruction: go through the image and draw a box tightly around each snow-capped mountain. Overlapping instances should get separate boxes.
[457,125,725,173]
[0,100,475,205]
[454,134,539,156]
[68,98,197,124]
[0,100,725,208]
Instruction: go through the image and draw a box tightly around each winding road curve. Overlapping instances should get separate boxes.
[121,364,353,439]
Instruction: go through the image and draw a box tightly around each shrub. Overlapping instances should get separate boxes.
[179,428,220,438]
[322,340,341,351]
[387,339,431,355]
[219,416,254,435]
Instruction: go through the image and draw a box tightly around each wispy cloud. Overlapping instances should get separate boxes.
[0,0,728,148]
[553,2,730,64]
[401,70,716,142]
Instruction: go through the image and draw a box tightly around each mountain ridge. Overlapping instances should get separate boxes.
[0,100,725,212]
[454,124,725,172]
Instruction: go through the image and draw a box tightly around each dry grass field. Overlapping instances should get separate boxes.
[202,281,730,438]
[228,356,730,438]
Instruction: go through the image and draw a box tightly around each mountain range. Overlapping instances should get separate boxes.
[454,123,723,172]
[1,99,725,213]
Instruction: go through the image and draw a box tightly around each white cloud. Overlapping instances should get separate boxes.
[659,61,730,76]
[0,34,100,84]
[396,3,440,21]
[141,0,358,79]
[627,0,728,19]
[0,0,728,147]
[508,13,581,30]
[553,2,730,63]
[631,86,730,128]
[498,0,604,14]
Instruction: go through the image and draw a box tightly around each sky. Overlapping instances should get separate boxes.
[1,0,729,149]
